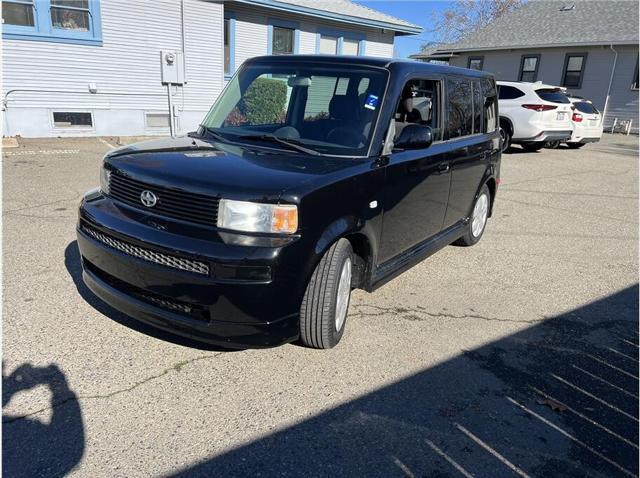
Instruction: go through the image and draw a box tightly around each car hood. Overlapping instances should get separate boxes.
[104,135,362,202]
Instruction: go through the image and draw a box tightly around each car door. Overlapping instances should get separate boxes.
[443,77,498,227]
[377,77,451,265]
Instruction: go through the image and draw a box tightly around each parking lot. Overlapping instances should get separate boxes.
[3,134,638,477]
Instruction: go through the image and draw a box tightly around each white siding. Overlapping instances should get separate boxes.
[3,0,400,137]
[364,30,394,57]
[3,0,223,137]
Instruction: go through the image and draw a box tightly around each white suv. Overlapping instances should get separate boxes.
[497,81,573,152]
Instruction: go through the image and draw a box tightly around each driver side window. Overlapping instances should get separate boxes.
[394,79,442,142]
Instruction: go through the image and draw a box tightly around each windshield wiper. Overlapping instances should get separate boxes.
[199,126,229,143]
[238,134,321,156]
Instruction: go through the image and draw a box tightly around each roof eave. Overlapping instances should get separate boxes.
[229,0,423,35]
[421,39,638,56]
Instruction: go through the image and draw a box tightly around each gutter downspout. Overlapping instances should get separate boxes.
[602,44,618,130]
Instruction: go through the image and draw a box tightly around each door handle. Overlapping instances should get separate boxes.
[437,162,450,173]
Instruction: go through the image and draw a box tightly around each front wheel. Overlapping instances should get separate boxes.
[454,185,490,247]
[299,238,353,349]
[521,142,545,152]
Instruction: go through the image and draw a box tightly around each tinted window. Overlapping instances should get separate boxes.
[536,88,571,104]
[446,78,472,138]
[394,79,442,142]
[472,80,482,134]
[574,101,599,114]
[498,85,525,100]
[481,78,498,132]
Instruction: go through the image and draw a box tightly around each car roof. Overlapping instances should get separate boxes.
[496,80,559,90]
[245,54,494,79]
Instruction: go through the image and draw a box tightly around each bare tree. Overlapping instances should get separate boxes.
[423,0,524,49]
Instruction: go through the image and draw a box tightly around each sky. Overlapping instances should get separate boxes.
[353,1,451,58]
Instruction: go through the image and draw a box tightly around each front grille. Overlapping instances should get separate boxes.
[82,224,210,276]
[84,260,210,322]
[108,171,219,227]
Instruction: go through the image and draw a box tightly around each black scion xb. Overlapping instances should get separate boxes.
[77,55,501,349]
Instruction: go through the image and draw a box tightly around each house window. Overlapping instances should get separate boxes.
[632,59,639,90]
[53,111,93,128]
[272,26,294,55]
[145,113,170,129]
[51,0,90,31]
[319,35,338,54]
[342,38,360,56]
[2,0,35,27]
[316,29,364,56]
[224,12,235,77]
[467,56,484,71]
[562,53,587,88]
[2,0,102,45]
[519,55,540,82]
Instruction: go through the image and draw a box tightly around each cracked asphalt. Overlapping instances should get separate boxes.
[3,134,638,477]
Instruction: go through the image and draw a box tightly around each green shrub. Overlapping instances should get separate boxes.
[241,77,287,124]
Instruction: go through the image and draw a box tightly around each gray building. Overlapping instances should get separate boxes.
[412,0,639,132]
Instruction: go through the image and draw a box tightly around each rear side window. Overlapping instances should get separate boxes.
[446,78,472,138]
[535,88,571,104]
[482,78,498,132]
[497,85,525,100]
[574,101,599,114]
[472,80,483,134]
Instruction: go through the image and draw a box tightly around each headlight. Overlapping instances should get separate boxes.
[100,166,111,195]
[217,199,298,234]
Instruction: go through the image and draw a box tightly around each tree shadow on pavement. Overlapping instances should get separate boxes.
[3,363,84,478]
[171,285,639,478]
[64,241,236,351]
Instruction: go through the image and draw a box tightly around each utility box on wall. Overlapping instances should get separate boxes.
[160,50,185,85]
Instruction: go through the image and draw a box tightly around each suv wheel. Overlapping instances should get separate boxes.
[299,238,353,349]
[522,142,545,152]
[545,140,561,149]
[455,185,490,247]
[499,124,511,153]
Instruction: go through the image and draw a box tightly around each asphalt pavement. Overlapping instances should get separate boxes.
[3,134,638,477]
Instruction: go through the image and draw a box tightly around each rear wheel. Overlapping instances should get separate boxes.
[454,185,490,247]
[545,140,561,149]
[299,239,353,349]
[522,142,545,152]
[567,142,586,149]
[499,123,511,153]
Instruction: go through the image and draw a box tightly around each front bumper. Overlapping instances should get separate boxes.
[77,195,307,348]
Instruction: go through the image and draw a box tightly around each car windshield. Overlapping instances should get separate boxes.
[200,64,388,157]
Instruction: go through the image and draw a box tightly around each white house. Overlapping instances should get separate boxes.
[2,0,420,138]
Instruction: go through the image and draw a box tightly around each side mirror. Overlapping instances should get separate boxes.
[394,124,433,150]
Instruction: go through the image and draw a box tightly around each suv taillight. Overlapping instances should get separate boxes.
[522,104,558,112]
[572,113,583,122]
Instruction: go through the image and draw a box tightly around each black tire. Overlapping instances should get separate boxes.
[521,142,545,152]
[567,142,586,149]
[499,123,511,153]
[454,184,491,247]
[299,238,353,349]
[545,140,561,149]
